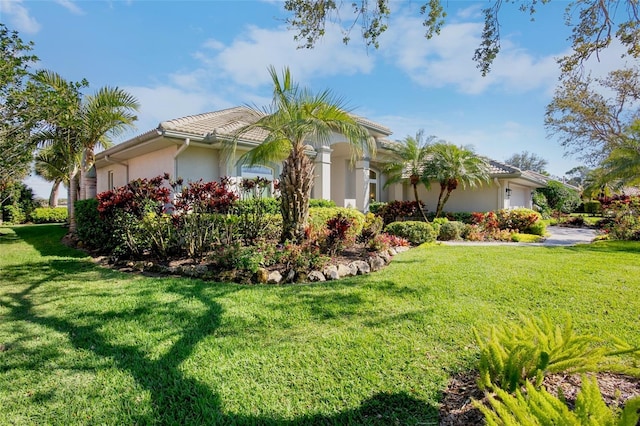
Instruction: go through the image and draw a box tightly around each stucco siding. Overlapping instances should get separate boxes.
[128,145,176,181]
[176,146,220,183]
[416,183,499,213]
[96,163,127,194]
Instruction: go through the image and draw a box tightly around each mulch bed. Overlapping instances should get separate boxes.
[439,371,640,425]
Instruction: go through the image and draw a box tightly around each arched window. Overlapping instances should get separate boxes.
[240,165,275,197]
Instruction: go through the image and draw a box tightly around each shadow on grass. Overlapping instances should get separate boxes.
[11,224,87,258]
[2,241,439,424]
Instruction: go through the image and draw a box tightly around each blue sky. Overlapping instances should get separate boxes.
[2,0,630,198]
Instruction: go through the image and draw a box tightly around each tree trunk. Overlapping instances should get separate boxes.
[49,180,61,208]
[68,167,79,233]
[435,184,447,218]
[280,144,314,243]
[412,183,428,222]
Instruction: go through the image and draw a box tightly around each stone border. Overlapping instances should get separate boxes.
[112,246,411,284]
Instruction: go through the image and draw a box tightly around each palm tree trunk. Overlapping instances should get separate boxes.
[412,183,428,222]
[68,167,79,233]
[435,184,447,218]
[280,144,314,243]
[49,180,61,208]
[80,147,97,200]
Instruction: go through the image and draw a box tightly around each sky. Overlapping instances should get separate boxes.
[1,0,632,199]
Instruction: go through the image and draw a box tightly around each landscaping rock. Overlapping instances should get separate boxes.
[378,251,391,264]
[285,269,296,283]
[267,270,283,284]
[394,246,410,253]
[323,265,340,280]
[337,263,357,277]
[254,268,269,284]
[368,255,386,271]
[387,247,397,256]
[307,271,326,282]
[350,260,370,275]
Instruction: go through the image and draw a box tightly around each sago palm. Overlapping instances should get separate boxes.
[382,130,435,221]
[422,143,490,217]
[232,66,374,242]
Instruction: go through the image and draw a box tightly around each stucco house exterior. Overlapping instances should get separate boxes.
[94,107,546,214]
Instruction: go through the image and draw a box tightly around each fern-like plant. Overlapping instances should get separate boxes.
[475,376,640,426]
[474,315,608,392]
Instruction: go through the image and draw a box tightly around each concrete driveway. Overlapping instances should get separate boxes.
[440,225,599,247]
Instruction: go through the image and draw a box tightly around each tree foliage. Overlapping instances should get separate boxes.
[0,23,39,193]
[504,151,548,173]
[231,66,374,242]
[422,143,491,217]
[545,67,640,164]
[283,0,640,75]
[382,130,437,221]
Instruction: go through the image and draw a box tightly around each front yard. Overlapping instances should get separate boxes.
[1,224,639,425]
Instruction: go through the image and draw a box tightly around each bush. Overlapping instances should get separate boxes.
[537,181,581,214]
[368,233,410,252]
[75,199,111,249]
[309,199,336,208]
[524,220,546,236]
[496,208,541,233]
[384,221,437,245]
[1,205,25,224]
[30,207,67,224]
[234,197,280,215]
[438,221,465,241]
[308,207,365,240]
[359,212,383,244]
[602,198,640,240]
[368,201,386,215]
[584,200,602,215]
[377,200,426,225]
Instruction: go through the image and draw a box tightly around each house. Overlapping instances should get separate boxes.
[94,107,546,213]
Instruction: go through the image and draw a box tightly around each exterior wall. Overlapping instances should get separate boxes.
[128,145,176,181]
[175,146,220,183]
[416,183,500,213]
[96,163,127,193]
[505,183,532,209]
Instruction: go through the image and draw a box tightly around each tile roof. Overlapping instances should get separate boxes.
[158,106,392,143]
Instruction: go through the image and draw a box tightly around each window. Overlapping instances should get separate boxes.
[369,169,378,202]
[240,165,275,197]
[107,170,114,190]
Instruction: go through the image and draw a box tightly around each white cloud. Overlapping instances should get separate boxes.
[54,0,83,15]
[379,12,561,95]
[202,38,224,50]
[0,0,41,34]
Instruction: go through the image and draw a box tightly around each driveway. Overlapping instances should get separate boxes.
[441,226,598,247]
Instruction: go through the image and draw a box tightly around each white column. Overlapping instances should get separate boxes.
[313,145,332,200]
[355,158,370,212]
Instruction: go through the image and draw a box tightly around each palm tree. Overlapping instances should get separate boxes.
[382,130,435,221]
[422,143,491,218]
[231,66,375,242]
[34,141,80,207]
[31,70,139,232]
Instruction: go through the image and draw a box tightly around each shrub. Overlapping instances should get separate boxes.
[140,212,180,258]
[537,181,581,214]
[438,221,465,241]
[75,199,112,249]
[584,200,602,215]
[368,233,410,252]
[524,221,546,236]
[377,200,425,225]
[308,207,365,240]
[1,205,25,224]
[235,197,280,215]
[602,199,640,240]
[324,213,356,255]
[30,207,68,224]
[174,177,237,214]
[368,201,387,215]
[309,199,336,208]
[476,376,640,425]
[474,315,608,393]
[496,208,541,233]
[384,221,437,245]
[359,212,383,244]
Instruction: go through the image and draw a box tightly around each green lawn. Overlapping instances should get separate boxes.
[1,224,639,425]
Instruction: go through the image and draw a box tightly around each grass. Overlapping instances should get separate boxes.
[1,224,640,425]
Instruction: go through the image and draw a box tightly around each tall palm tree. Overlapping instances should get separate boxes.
[231,66,375,242]
[382,130,435,221]
[422,143,491,217]
[31,70,139,232]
